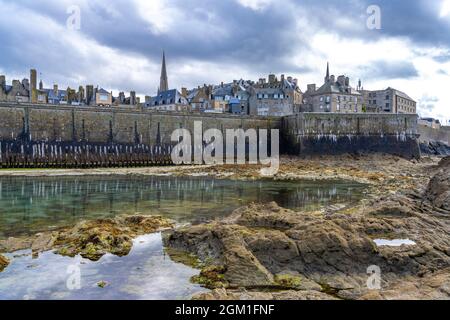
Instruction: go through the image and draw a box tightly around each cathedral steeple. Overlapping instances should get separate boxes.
[158,51,169,94]
[325,62,330,83]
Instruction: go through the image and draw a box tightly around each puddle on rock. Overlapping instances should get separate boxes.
[374,239,416,247]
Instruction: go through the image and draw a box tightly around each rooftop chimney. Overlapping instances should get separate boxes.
[130,91,136,105]
[307,84,316,93]
[268,74,276,84]
[337,75,346,86]
[22,79,29,91]
[30,69,37,103]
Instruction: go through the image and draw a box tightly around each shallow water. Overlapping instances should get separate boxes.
[374,239,416,247]
[0,175,366,300]
[0,175,366,238]
[0,233,206,300]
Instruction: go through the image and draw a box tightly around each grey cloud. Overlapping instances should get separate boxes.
[357,60,419,81]
[0,0,448,99]
[433,53,450,63]
[419,95,439,112]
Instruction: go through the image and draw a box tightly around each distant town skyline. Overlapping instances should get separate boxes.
[0,0,449,123]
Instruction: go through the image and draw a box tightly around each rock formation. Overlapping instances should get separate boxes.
[0,254,8,272]
[0,215,173,261]
[165,158,450,300]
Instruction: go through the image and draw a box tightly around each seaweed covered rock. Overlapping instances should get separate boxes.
[0,215,174,262]
[54,215,173,261]
[0,254,9,272]
[166,197,450,300]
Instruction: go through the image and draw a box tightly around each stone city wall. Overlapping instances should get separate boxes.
[418,124,450,145]
[281,113,420,159]
[0,103,422,167]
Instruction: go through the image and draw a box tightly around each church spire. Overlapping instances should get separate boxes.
[325,62,330,83]
[158,51,169,94]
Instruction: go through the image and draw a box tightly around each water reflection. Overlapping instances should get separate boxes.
[0,176,366,238]
[0,233,207,300]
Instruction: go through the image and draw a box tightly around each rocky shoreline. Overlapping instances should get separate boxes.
[163,155,450,300]
[0,155,449,300]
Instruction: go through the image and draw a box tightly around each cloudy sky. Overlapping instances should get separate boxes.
[0,0,449,122]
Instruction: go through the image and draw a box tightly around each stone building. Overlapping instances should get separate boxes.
[112,91,140,108]
[232,82,251,115]
[0,75,30,103]
[185,85,213,112]
[303,63,362,113]
[46,85,67,105]
[360,87,416,114]
[248,74,302,116]
[419,118,441,129]
[210,82,239,113]
[95,88,112,106]
[147,89,189,112]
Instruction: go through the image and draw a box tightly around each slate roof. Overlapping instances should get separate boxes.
[387,87,414,101]
[45,89,67,100]
[212,85,233,97]
[315,80,361,96]
[98,88,110,95]
[147,89,187,106]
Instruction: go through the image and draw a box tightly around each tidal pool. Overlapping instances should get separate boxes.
[374,239,417,247]
[0,175,366,300]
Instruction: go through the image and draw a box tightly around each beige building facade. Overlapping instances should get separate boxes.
[303,65,363,113]
[361,87,416,114]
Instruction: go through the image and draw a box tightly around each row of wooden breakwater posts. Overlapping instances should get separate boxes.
[0,141,175,168]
